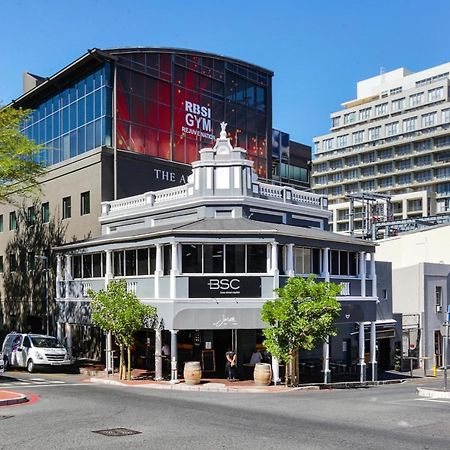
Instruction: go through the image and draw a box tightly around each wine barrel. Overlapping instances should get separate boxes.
[183,361,202,385]
[254,363,272,386]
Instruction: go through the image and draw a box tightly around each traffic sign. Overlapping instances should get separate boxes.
[440,322,449,339]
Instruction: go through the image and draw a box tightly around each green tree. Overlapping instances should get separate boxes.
[0,105,44,204]
[261,276,342,386]
[88,280,157,380]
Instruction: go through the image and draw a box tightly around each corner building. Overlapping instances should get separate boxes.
[55,127,379,383]
[312,63,450,234]
[0,48,310,335]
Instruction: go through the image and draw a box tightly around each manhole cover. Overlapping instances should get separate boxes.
[0,415,14,420]
[92,428,142,437]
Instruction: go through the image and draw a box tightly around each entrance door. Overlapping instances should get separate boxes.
[212,330,232,378]
[435,330,442,367]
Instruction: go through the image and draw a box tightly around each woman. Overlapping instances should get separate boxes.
[225,348,237,381]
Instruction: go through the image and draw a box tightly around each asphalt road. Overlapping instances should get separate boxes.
[1,371,449,450]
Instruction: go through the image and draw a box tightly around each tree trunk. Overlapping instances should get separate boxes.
[127,346,131,380]
[119,344,125,380]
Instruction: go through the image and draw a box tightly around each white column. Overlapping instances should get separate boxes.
[105,250,113,287]
[358,322,366,382]
[104,249,113,374]
[170,330,179,384]
[359,251,366,297]
[56,322,63,343]
[287,244,295,277]
[271,242,279,290]
[170,242,179,299]
[370,321,377,381]
[370,252,377,298]
[322,248,330,282]
[64,254,72,299]
[56,254,63,299]
[323,338,331,384]
[154,243,162,298]
[65,323,73,359]
[154,328,163,381]
[272,356,280,385]
[266,243,271,273]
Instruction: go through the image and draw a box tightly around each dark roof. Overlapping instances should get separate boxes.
[55,217,375,251]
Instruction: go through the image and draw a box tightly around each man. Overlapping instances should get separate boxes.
[225,348,237,381]
[161,343,171,376]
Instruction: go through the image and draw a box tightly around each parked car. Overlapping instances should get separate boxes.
[0,351,4,374]
[2,332,71,373]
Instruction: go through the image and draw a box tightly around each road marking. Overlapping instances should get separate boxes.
[416,398,450,404]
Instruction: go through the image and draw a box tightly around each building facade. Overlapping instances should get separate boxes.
[312,63,450,234]
[0,48,310,336]
[54,127,380,383]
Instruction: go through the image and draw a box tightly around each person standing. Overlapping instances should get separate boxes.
[225,348,237,381]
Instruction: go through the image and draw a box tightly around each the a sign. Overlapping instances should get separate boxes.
[181,101,214,140]
[189,276,262,298]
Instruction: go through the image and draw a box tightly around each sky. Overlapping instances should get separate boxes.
[1,0,450,147]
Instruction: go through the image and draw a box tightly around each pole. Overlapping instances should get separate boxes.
[444,321,448,391]
[45,260,49,335]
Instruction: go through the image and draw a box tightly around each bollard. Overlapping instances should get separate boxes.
[433,365,437,377]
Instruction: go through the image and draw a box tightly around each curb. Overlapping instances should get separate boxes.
[416,387,450,400]
[0,390,28,407]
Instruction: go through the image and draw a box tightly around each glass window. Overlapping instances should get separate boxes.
[204,244,224,273]
[436,286,443,309]
[83,254,92,278]
[149,247,156,273]
[125,250,136,276]
[93,253,102,277]
[81,191,90,215]
[62,197,71,219]
[9,212,17,231]
[137,248,149,275]
[0,214,3,233]
[42,202,50,223]
[182,244,202,273]
[247,244,267,273]
[163,245,171,275]
[0,256,3,273]
[27,206,36,225]
[113,251,124,276]
[73,255,82,278]
[226,245,245,273]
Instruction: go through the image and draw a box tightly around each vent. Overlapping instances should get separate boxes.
[93,428,142,437]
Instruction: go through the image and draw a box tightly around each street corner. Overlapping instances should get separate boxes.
[416,387,450,400]
[0,390,29,407]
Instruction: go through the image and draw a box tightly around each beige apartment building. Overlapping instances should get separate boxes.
[312,63,450,234]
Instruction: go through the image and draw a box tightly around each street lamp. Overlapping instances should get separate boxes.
[35,254,49,335]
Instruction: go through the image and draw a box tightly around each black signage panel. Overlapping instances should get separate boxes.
[189,277,262,298]
[336,301,376,324]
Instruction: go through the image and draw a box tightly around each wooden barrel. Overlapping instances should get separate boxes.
[184,361,202,385]
[254,363,272,386]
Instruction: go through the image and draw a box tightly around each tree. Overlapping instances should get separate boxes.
[3,200,66,334]
[0,105,44,204]
[88,280,157,380]
[261,276,342,386]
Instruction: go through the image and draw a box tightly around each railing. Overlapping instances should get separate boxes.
[258,182,326,209]
[153,185,188,204]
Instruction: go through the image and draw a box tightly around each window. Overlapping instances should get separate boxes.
[378,149,393,160]
[379,177,393,188]
[375,103,388,116]
[359,108,371,121]
[368,126,381,141]
[113,251,124,276]
[42,202,50,223]
[361,166,375,177]
[62,197,71,219]
[403,117,417,132]
[352,130,364,144]
[362,180,375,190]
[436,286,443,312]
[422,112,437,128]
[361,152,375,163]
[396,173,411,185]
[27,206,36,225]
[204,244,224,273]
[396,144,411,156]
[391,98,405,112]
[385,122,399,136]
[9,212,17,231]
[332,117,340,127]
[247,245,267,273]
[415,155,431,166]
[336,135,348,148]
[396,159,411,170]
[226,245,245,273]
[81,191,90,215]
[344,112,355,124]
[345,156,359,167]
[294,247,311,274]
[442,109,450,123]
[428,87,443,102]
[137,248,149,275]
[182,244,202,273]
[330,251,358,276]
[0,215,3,233]
[0,256,3,273]
[323,138,334,151]
[346,169,359,179]
[410,93,424,107]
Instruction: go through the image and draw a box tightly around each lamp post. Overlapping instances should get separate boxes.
[35,255,49,335]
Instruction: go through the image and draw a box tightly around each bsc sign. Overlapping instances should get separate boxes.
[189,277,262,298]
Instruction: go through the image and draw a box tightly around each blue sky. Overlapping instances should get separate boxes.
[2,0,450,146]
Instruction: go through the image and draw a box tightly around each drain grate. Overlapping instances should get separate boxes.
[92,428,142,437]
[0,415,14,420]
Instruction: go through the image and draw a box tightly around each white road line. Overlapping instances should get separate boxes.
[416,398,450,404]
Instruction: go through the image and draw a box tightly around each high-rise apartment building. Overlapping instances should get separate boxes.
[312,63,450,233]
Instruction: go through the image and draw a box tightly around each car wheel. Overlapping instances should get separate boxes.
[27,359,35,373]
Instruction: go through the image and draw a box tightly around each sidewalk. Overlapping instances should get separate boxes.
[0,390,28,406]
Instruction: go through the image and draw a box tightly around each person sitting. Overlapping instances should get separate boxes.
[249,348,262,365]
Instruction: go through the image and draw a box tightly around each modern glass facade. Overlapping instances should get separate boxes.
[21,64,113,166]
[115,51,270,178]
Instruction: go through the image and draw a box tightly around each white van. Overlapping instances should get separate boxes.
[2,333,71,373]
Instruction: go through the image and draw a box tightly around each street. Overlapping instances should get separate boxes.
[1,371,449,449]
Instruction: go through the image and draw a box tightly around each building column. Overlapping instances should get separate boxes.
[271,242,279,290]
[154,243,162,298]
[359,251,366,297]
[286,244,295,277]
[370,252,377,298]
[170,330,179,384]
[358,322,366,382]
[64,254,72,299]
[104,249,113,374]
[271,356,280,385]
[154,328,163,381]
[65,323,73,359]
[56,322,63,343]
[323,338,331,384]
[170,242,179,299]
[370,321,377,381]
[322,247,330,282]
[56,254,63,299]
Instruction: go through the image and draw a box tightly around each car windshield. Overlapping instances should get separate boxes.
[30,337,63,348]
